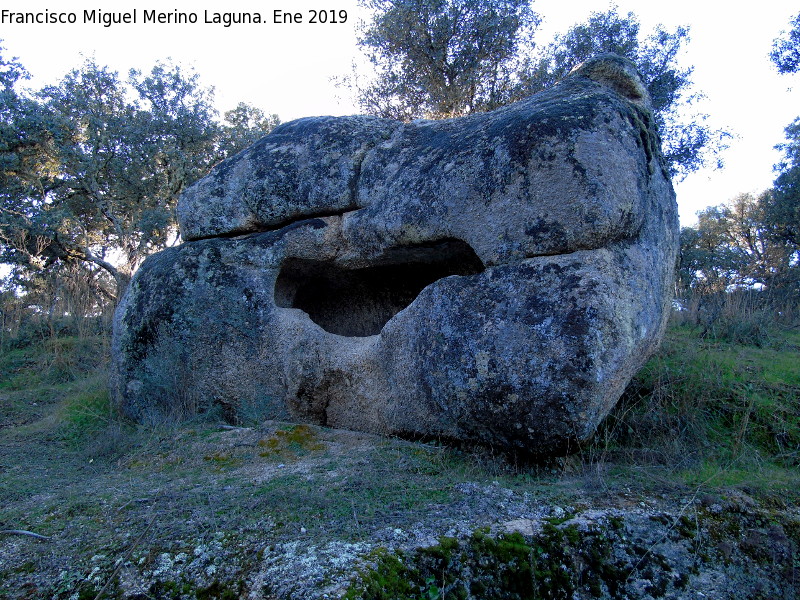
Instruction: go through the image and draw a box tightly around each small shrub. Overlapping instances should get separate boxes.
[701,310,777,347]
[43,336,108,383]
[675,289,799,348]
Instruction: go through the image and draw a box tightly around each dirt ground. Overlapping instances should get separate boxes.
[1,376,799,599]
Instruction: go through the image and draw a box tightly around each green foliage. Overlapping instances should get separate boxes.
[0,328,131,464]
[0,333,112,445]
[0,334,105,389]
[350,4,725,178]
[0,46,278,303]
[594,320,800,482]
[145,578,244,600]
[47,569,100,600]
[515,8,726,178]
[195,579,243,600]
[4,58,218,298]
[218,102,280,158]
[345,524,631,599]
[769,14,800,253]
[344,549,418,599]
[771,12,800,75]
[352,0,538,119]
[679,193,799,294]
[767,118,800,251]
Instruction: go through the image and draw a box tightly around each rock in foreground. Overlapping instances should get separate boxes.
[111,55,678,454]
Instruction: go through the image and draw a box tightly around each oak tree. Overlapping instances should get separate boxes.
[350,4,727,178]
[352,0,538,119]
[515,9,726,178]
[0,52,278,302]
[771,12,800,75]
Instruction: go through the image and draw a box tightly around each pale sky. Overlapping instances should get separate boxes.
[2,0,798,226]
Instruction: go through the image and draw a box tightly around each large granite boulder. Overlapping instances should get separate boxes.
[111,55,678,454]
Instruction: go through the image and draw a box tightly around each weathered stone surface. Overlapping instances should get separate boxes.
[111,54,679,453]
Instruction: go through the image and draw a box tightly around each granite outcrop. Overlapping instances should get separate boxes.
[111,55,679,453]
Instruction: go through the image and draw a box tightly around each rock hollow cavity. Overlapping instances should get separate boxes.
[274,239,485,337]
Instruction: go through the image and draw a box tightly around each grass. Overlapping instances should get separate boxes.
[249,443,465,538]
[0,335,107,390]
[57,380,113,445]
[2,314,799,498]
[0,308,798,597]
[585,317,800,498]
[4,309,798,495]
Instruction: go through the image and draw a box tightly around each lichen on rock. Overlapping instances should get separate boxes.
[111,54,679,454]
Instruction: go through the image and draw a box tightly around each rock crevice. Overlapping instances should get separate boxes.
[274,238,485,338]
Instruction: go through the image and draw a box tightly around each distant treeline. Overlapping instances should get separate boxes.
[2,4,800,343]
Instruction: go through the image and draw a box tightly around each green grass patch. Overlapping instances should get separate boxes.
[0,335,107,390]
[0,345,39,390]
[2,311,798,513]
[250,444,471,537]
[344,522,633,600]
[57,379,113,446]
[0,333,130,456]
[257,424,326,460]
[589,321,800,496]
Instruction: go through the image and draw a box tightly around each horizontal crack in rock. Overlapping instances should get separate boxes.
[187,207,361,242]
